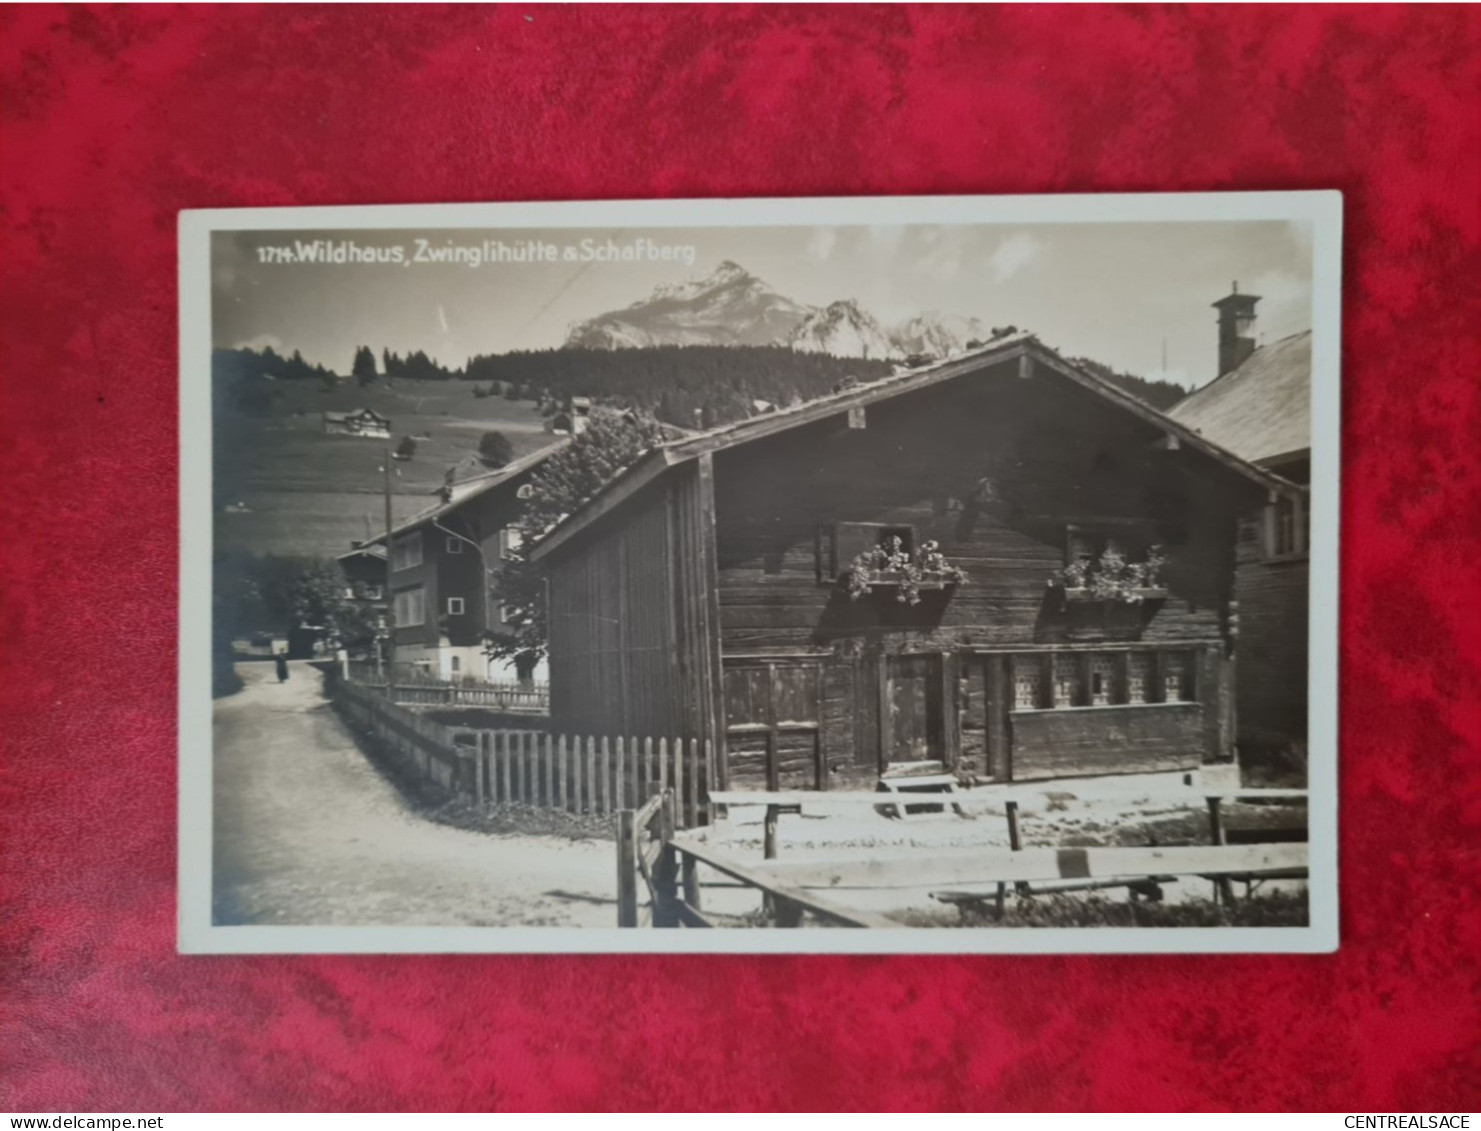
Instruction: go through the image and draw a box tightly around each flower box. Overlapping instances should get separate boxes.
[853,570,959,591]
[1061,586,1168,604]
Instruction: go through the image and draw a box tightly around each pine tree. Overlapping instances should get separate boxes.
[351,345,377,387]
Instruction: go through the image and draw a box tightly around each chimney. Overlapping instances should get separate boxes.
[1212,282,1260,377]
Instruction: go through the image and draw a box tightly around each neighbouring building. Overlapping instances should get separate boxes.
[323,408,392,438]
[529,333,1302,791]
[367,442,568,684]
[335,543,391,654]
[1169,286,1311,755]
[549,396,593,436]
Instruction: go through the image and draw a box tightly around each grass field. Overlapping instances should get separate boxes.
[215,378,558,557]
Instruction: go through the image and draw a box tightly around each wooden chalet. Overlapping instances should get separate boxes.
[1170,288,1311,754]
[367,442,567,683]
[528,333,1303,790]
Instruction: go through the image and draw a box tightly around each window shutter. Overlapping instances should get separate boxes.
[833,523,878,577]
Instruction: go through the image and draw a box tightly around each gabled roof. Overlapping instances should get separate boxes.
[362,439,570,547]
[325,407,390,422]
[530,333,1301,562]
[337,543,387,562]
[1169,331,1310,467]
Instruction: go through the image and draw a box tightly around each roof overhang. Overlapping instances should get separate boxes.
[527,336,1303,562]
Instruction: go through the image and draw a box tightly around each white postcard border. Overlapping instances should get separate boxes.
[179,191,1342,955]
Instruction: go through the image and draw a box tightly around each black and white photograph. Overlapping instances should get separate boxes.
[181,193,1341,952]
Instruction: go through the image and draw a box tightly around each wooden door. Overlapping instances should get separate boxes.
[723,661,823,791]
[884,654,944,765]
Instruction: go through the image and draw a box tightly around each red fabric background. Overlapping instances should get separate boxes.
[2,4,1478,1113]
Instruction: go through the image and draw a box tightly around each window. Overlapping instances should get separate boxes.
[1089,654,1117,706]
[1013,656,1044,709]
[1053,654,1083,707]
[499,527,523,560]
[1162,653,1191,702]
[445,536,463,554]
[1127,653,1151,704]
[827,523,916,579]
[390,532,423,572]
[450,656,461,674]
[393,587,425,627]
[364,585,383,601]
[1065,524,1143,567]
[446,597,465,616]
[1264,493,1308,559]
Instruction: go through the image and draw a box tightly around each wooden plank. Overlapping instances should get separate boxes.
[748,842,1309,889]
[697,453,727,789]
[615,808,638,928]
[643,737,654,805]
[474,733,486,807]
[556,734,567,812]
[686,738,699,829]
[672,735,685,828]
[668,837,895,928]
[616,737,627,811]
[584,736,595,814]
[705,785,1308,807]
[499,731,511,804]
[599,736,611,816]
[544,731,555,809]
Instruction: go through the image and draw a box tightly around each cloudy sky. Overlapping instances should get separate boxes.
[213,219,1311,390]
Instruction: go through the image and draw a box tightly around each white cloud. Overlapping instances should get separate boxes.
[806,227,839,261]
[867,225,905,255]
[989,232,1040,282]
[232,333,284,353]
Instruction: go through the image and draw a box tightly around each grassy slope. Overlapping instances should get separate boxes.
[216,379,557,557]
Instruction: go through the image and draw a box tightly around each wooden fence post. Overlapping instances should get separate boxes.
[653,790,679,928]
[598,736,611,817]
[1207,796,1235,905]
[616,808,638,928]
[544,732,555,810]
[673,737,685,830]
[615,737,627,812]
[474,734,485,807]
[643,737,654,806]
[995,799,1027,919]
[555,734,567,812]
[583,737,595,814]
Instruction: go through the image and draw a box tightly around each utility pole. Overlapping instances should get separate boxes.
[380,449,394,679]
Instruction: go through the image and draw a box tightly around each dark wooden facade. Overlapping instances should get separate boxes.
[1232,453,1310,753]
[536,342,1294,790]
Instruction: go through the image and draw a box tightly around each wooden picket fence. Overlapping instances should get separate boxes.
[344,660,550,712]
[331,675,709,828]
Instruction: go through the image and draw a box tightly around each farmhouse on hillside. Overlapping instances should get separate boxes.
[323,407,392,439]
[1169,286,1311,755]
[364,442,568,684]
[528,332,1304,791]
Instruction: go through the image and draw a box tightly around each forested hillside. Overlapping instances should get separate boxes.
[465,346,893,428]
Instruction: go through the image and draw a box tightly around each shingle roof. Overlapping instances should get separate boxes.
[530,333,1303,562]
[362,438,570,545]
[1169,331,1311,466]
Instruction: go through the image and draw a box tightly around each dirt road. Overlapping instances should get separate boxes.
[212,662,615,927]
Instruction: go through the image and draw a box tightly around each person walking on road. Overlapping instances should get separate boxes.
[274,653,289,683]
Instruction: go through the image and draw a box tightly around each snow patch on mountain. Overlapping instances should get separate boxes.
[890,311,991,358]
[788,300,903,361]
[565,261,815,350]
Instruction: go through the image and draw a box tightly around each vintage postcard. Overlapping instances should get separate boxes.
[179,192,1341,953]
